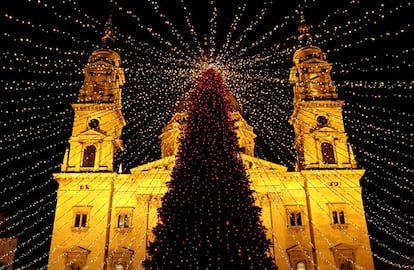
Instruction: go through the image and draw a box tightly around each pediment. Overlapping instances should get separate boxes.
[111,247,134,256]
[65,246,91,255]
[314,126,337,133]
[330,243,356,251]
[286,244,300,252]
[242,154,287,171]
[78,129,107,138]
[130,156,175,173]
[130,154,287,174]
[286,244,308,253]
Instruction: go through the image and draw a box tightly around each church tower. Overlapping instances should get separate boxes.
[285,16,375,270]
[61,13,125,173]
[289,16,357,171]
[48,15,128,269]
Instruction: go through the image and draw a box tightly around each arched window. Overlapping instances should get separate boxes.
[70,263,81,270]
[297,261,306,270]
[114,264,125,270]
[340,262,352,270]
[82,145,96,167]
[321,142,336,164]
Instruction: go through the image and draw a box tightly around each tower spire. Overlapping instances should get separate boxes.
[101,11,115,47]
[297,13,313,47]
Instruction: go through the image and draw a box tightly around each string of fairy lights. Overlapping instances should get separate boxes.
[1,0,413,268]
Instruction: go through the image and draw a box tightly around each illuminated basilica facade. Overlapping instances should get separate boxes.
[48,18,375,270]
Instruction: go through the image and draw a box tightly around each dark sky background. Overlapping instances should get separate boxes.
[1,0,413,269]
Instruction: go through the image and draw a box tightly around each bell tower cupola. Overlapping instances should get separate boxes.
[289,16,357,171]
[290,15,338,101]
[77,13,123,105]
[61,14,126,172]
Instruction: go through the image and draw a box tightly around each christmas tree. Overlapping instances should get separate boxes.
[143,68,277,269]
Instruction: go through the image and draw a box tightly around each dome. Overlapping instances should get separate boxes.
[292,45,326,66]
[174,88,242,113]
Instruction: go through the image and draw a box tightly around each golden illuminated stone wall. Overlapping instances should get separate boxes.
[49,155,374,270]
[48,27,374,270]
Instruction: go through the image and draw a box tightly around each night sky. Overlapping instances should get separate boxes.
[1,0,413,268]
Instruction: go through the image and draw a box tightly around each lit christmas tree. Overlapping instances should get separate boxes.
[143,68,277,269]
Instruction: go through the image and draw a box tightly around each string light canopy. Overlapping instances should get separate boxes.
[1,0,413,269]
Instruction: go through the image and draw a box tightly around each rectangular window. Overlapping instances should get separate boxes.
[286,205,304,228]
[332,211,339,224]
[72,206,92,230]
[82,145,96,167]
[339,211,346,224]
[115,207,134,231]
[289,212,302,226]
[117,214,130,228]
[328,203,346,225]
[81,214,87,227]
[331,210,346,224]
[74,213,81,227]
[74,213,88,227]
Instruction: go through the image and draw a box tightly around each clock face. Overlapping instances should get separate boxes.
[88,119,100,129]
[317,115,328,126]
